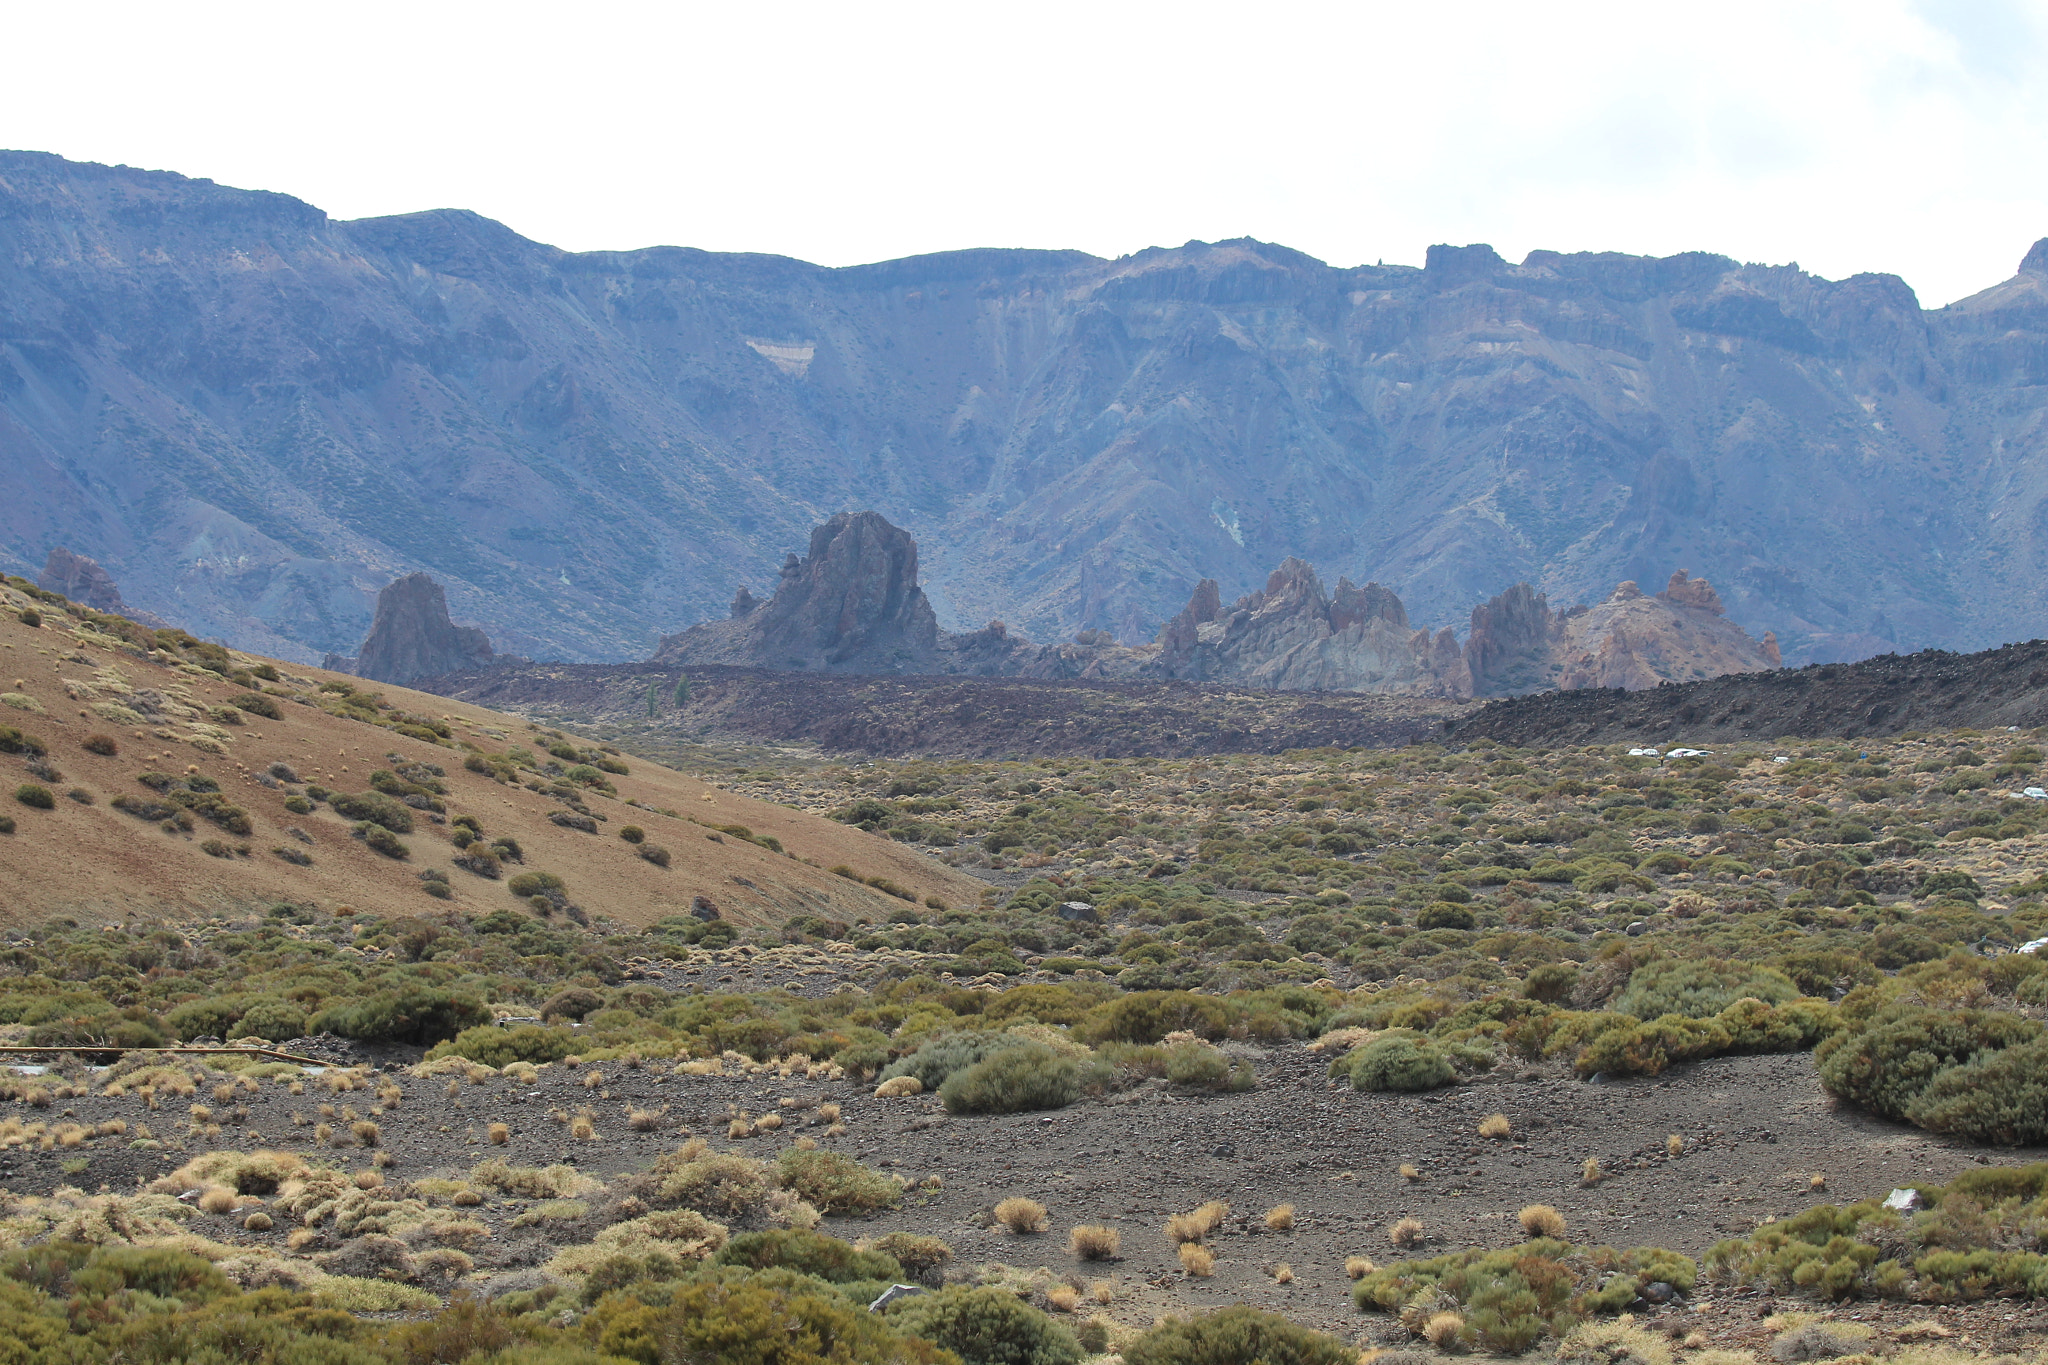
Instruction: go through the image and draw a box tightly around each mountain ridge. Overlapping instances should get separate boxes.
[4,149,2047,667]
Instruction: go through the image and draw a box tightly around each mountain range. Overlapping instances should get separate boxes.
[5,148,2048,667]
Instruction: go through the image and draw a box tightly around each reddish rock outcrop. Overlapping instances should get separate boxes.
[37,548,169,629]
[350,574,498,685]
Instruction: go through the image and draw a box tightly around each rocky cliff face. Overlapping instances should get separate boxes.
[36,548,168,629]
[348,574,499,685]
[6,151,2048,665]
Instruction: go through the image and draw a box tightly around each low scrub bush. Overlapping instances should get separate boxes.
[310,988,491,1046]
[1355,1239,1696,1351]
[1704,1163,2048,1301]
[885,1284,1083,1365]
[939,1043,1082,1115]
[1344,1033,1456,1091]
[1123,1305,1355,1365]
[713,1228,902,1282]
[429,1023,578,1068]
[1816,1003,2045,1143]
[329,790,414,833]
[774,1147,900,1215]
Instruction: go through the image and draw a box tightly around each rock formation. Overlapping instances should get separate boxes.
[656,512,964,673]
[1142,560,1466,696]
[654,514,1783,698]
[346,574,499,685]
[37,548,170,629]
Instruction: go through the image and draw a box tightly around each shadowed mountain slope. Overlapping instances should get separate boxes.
[6,151,2048,665]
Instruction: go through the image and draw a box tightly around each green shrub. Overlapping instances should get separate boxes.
[1613,958,1800,1020]
[1522,963,1579,1002]
[541,987,605,1022]
[938,1044,1082,1115]
[1417,901,1475,930]
[1901,1035,2048,1144]
[774,1148,902,1214]
[508,871,566,899]
[1123,1305,1354,1365]
[1346,1033,1455,1091]
[310,988,491,1046]
[887,1284,1082,1365]
[428,1024,578,1068]
[0,725,45,756]
[229,693,283,719]
[329,790,414,834]
[356,822,409,859]
[1816,1003,2043,1136]
[13,784,53,810]
[713,1229,902,1281]
[880,1032,1012,1091]
[166,995,251,1041]
[234,998,308,1042]
[665,1274,950,1365]
[0,815,13,835]
[1074,990,1234,1044]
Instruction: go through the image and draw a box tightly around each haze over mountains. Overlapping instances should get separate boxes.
[5,149,2048,669]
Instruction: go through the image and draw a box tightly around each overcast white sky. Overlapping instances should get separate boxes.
[7,0,2046,306]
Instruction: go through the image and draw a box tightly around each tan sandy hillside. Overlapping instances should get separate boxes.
[0,581,981,928]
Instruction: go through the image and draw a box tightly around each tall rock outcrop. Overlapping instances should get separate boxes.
[655,512,960,672]
[1143,560,1467,696]
[348,574,498,685]
[37,548,169,629]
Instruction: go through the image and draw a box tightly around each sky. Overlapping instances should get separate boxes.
[6,0,2047,307]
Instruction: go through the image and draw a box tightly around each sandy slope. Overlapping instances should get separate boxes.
[0,590,983,928]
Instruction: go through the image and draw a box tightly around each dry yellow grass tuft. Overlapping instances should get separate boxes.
[1809,1173,1827,1191]
[815,1102,841,1124]
[1264,1203,1295,1232]
[351,1120,381,1148]
[1388,1217,1424,1249]
[727,1118,753,1139]
[1177,1242,1215,1276]
[1581,1157,1605,1187]
[1519,1204,1567,1239]
[354,1170,384,1190]
[571,1117,597,1141]
[1090,1279,1115,1304]
[487,1122,510,1145]
[197,1187,237,1215]
[1045,1284,1080,1312]
[628,1109,665,1132]
[1667,1134,1685,1157]
[1345,1256,1376,1279]
[1423,1311,1465,1347]
[1398,1163,1421,1182]
[756,1113,783,1131]
[874,1075,922,1098]
[1273,1263,1293,1284]
[1068,1224,1122,1261]
[244,1211,273,1231]
[1479,1112,1512,1140]
[994,1197,1048,1234]
[1163,1199,1230,1245]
